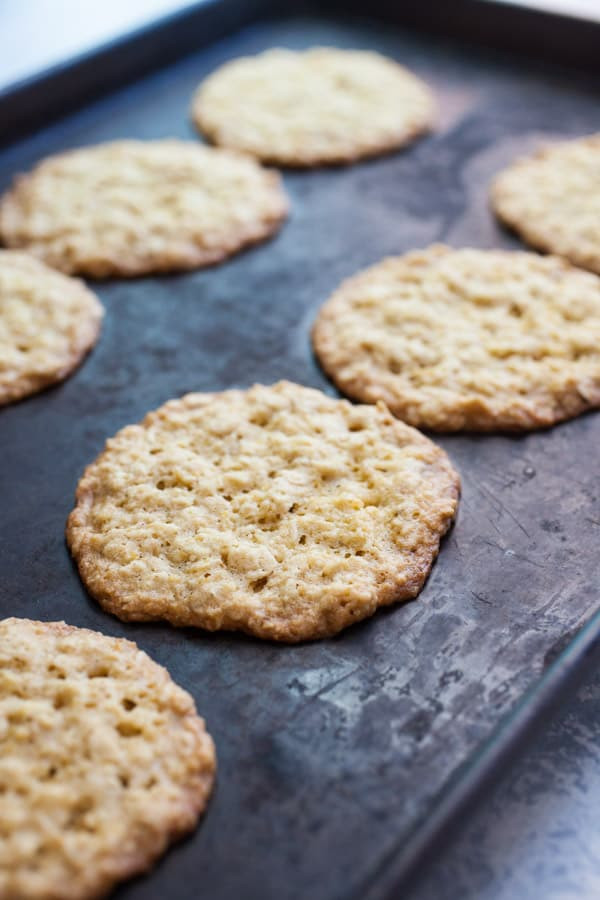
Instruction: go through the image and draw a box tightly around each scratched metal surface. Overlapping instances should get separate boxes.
[410,668,600,900]
[1,13,600,900]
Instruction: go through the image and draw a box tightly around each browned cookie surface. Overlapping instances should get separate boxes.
[0,617,215,900]
[491,134,600,275]
[0,250,103,405]
[0,140,288,277]
[67,381,459,641]
[313,246,600,431]
[193,48,435,166]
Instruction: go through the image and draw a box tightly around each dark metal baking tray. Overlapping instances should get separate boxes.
[1,3,600,898]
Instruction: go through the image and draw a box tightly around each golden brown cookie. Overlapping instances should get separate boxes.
[192,48,435,167]
[66,381,459,642]
[0,616,215,900]
[0,140,288,277]
[312,245,600,431]
[491,134,600,275]
[0,250,103,406]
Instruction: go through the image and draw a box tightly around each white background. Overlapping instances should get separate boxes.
[1,0,599,91]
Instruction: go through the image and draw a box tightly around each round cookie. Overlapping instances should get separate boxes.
[0,250,103,406]
[0,617,215,900]
[491,134,600,275]
[0,140,288,277]
[312,245,600,432]
[192,48,435,167]
[66,381,459,642]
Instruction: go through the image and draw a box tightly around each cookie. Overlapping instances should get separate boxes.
[0,250,103,406]
[312,245,600,432]
[491,134,600,275]
[192,48,435,167]
[0,617,215,900]
[66,381,459,642]
[0,140,288,277]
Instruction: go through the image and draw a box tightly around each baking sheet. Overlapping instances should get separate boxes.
[1,9,600,899]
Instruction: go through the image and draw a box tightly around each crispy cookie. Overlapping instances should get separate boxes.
[0,140,288,277]
[0,250,103,406]
[491,134,600,275]
[192,48,435,167]
[312,245,600,432]
[0,617,215,900]
[66,381,459,642]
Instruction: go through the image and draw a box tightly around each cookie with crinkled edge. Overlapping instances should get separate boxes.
[66,381,459,642]
[491,134,600,275]
[312,245,600,432]
[0,250,103,406]
[192,47,435,167]
[0,616,215,900]
[0,140,288,277]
